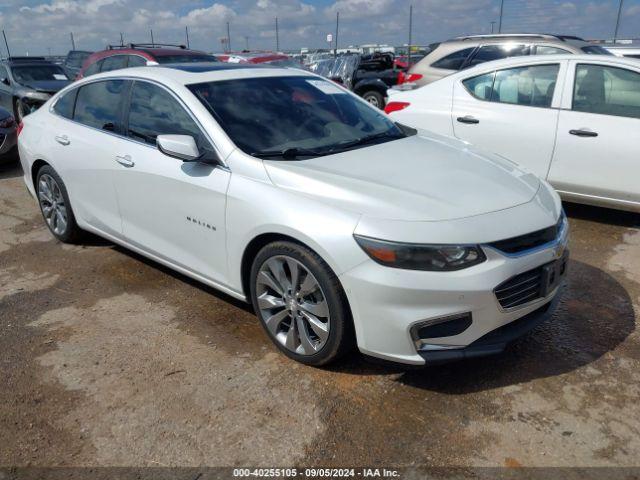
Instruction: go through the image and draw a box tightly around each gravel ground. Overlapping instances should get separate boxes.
[1,159,639,470]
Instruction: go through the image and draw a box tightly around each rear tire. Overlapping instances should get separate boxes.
[35,165,82,243]
[250,241,354,366]
[361,90,385,109]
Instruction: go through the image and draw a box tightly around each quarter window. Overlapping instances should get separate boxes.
[463,64,559,108]
[535,46,570,55]
[74,80,126,131]
[127,81,213,156]
[431,47,475,70]
[53,89,77,119]
[573,64,640,119]
[467,44,529,68]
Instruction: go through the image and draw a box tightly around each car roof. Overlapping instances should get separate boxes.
[76,63,314,86]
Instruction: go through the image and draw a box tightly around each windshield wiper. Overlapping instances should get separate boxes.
[251,147,328,160]
[330,130,405,153]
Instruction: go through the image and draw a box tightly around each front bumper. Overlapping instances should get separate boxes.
[339,227,569,365]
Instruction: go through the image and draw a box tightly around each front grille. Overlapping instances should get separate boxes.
[489,214,565,255]
[494,266,545,309]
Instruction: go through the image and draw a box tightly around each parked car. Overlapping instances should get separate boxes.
[605,46,640,59]
[18,63,567,366]
[386,54,640,213]
[397,34,612,90]
[62,50,93,79]
[0,106,17,163]
[217,52,302,68]
[77,43,218,79]
[0,57,71,122]
[308,52,401,108]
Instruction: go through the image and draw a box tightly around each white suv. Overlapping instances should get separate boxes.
[387,54,640,213]
[18,63,567,366]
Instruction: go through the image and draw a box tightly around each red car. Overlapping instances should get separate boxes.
[77,43,218,79]
[216,52,302,68]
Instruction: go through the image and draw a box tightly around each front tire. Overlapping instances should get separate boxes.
[250,241,354,366]
[36,165,82,243]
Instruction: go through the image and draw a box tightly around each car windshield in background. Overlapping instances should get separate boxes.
[67,52,91,68]
[581,45,613,55]
[155,54,218,64]
[12,65,69,83]
[264,58,304,68]
[188,75,406,159]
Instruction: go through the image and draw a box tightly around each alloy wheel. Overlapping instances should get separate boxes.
[38,174,68,236]
[256,255,330,356]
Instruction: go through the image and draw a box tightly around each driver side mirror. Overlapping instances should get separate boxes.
[157,134,204,162]
[1,77,10,86]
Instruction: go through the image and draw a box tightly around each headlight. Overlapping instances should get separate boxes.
[354,235,486,271]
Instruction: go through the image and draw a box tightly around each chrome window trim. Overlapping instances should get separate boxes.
[48,75,229,169]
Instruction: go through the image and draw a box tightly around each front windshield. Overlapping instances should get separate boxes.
[156,54,218,64]
[12,65,69,83]
[188,75,405,159]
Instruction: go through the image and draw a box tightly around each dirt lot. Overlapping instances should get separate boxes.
[1,159,639,470]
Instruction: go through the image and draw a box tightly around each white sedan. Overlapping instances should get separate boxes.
[387,54,640,213]
[18,63,568,366]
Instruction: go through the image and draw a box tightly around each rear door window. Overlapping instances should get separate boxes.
[127,55,148,67]
[467,44,530,68]
[101,55,127,72]
[53,89,77,119]
[431,47,475,70]
[462,64,560,108]
[74,80,127,131]
[535,46,571,55]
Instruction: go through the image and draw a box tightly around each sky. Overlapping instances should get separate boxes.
[0,0,638,56]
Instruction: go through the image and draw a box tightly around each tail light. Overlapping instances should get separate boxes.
[384,102,411,114]
[17,121,24,137]
[397,72,423,85]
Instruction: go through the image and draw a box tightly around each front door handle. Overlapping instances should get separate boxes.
[55,135,70,146]
[569,129,598,137]
[457,115,480,124]
[115,155,135,168]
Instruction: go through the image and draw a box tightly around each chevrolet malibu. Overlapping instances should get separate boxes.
[18,64,568,366]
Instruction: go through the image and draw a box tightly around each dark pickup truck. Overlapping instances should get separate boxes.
[308,53,401,108]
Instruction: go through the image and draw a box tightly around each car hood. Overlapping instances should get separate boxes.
[20,80,71,93]
[264,132,541,222]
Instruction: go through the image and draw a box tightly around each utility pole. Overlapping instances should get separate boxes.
[226,22,231,52]
[334,11,339,58]
[2,31,11,58]
[70,32,76,50]
[185,26,190,49]
[490,21,496,33]
[498,0,505,33]
[408,5,413,68]
[244,36,249,50]
[275,17,280,52]
[150,29,155,46]
[120,32,124,46]
[614,0,625,42]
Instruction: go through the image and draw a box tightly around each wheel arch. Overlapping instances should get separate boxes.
[31,159,50,190]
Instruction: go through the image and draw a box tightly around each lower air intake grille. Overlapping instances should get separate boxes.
[494,266,544,309]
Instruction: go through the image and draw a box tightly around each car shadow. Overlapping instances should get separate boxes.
[0,156,22,180]
[327,259,636,393]
[564,201,640,228]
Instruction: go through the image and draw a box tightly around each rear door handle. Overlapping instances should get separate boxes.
[55,135,70,146]
[457,115,479,124]
[569,129,598,137]
[115,155,135,168]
